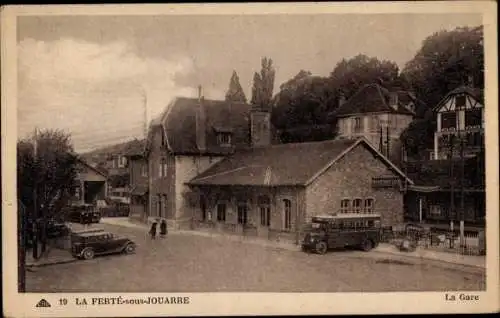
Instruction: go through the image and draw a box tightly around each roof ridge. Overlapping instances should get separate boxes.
[254,138,356,150]
[374,84,392,110]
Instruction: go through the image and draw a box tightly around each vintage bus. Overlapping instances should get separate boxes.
[301,213,382,254]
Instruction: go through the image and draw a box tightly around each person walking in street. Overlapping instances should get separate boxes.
[149,220,158,240]
[160,219,168,239]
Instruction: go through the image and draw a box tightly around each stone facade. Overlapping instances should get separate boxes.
[337,113,412,160]
[190,142,408,242]
[192,185,304,243]
[305,143,404,226]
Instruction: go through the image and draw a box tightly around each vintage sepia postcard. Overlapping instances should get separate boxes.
[2,2,499,317]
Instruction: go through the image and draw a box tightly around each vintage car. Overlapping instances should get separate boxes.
[65,203,101,224]
[301,213,382,254]
[71,231,136,260]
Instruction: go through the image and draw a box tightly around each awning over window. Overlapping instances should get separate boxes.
[130,185,148,196]
[408,185,484,193]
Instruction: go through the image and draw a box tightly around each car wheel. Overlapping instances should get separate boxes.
[361,239,374,252]
[124,243,136,254]
[82,248,95,260]
[315,241,328,255]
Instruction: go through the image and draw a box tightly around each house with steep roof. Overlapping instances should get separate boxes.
[136,87,279,228]
[404,79,485,228]
[333,83,421,162]
[187,137,413,243]
[431,82,484,160]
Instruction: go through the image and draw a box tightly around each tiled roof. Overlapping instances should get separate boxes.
[333,84,417,117]
[81,138,145,163]
[148,97,278,155]
[123,139,146,157]
[70,152,109,178]
[189,138,412,187]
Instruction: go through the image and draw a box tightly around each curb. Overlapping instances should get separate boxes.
[26,258,77,268]
[371,249,486,270]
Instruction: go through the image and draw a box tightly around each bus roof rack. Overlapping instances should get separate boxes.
[313,213,381,219]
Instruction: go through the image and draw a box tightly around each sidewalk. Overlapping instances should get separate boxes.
[25,245,76,268]
[100,217,486,269]
[373,243,485,269]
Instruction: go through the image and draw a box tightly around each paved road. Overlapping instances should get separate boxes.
[26,224,485,292]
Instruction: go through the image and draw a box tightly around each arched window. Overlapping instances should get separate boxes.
[364,198,374,214]
[200,196,207,221]
[216,203,226,222]
[340,199,350,214]
[258,195,271,227]
[353,199,362,214]
[283,199,292,230]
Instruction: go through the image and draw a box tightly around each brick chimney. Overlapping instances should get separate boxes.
[338,93,346,107]
[389,92,399,110]
[467,75,474,88]
[250,104,271,148]
[196,85,207,152]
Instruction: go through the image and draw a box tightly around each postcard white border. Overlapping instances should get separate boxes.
[2,2,499,317]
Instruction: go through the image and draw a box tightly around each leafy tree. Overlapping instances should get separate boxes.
[329,54,400,99]
[272,71,337,142]
[400,26,484,157]
[271,55,401,143]
[225,70,247,103]
[251,57,275,110]
[17,129,77,257]
[402,26,483,112]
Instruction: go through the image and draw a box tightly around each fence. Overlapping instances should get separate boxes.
[380,225,485,256]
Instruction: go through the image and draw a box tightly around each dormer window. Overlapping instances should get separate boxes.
[217,132,232,146]
[214,126,233,147]
[119,156,127,168]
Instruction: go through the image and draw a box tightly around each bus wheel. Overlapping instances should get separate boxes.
[315,242,328,255]
[361,239,373,252]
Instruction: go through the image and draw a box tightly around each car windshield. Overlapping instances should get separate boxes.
[310,222,327,232]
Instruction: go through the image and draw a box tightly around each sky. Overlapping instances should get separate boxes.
[17,13,482,153]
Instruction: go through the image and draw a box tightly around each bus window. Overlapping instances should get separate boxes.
[330,222,339,230]
[343,221,353,230]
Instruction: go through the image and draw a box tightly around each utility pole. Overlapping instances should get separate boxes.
[32,127,39,259]
[140,86,148,139]
[18,200,26,292]
[386,125,390,158]
[379,126,383,154]
[459,109,466,247]
[449,134,455,230]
